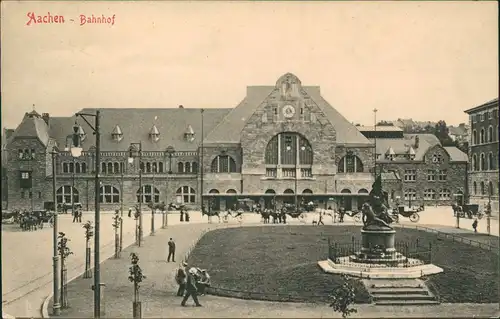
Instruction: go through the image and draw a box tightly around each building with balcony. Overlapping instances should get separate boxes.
[464,98,499,215]
[5,73,383,212]
[358,125,468,207]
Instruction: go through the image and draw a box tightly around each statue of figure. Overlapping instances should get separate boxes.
[361,202,393,229]
[362,174,394,229]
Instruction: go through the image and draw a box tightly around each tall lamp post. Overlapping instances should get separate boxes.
[72,110,101,318]
[50,149,61,316]
[128,142,143,246]
[151,162,156,235]
[200,109,205,210]
[119,169,124,251]
[164,146,175,228]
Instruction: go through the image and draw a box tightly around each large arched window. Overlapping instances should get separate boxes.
[338,152,364,173]
[178,162,184,173]
[100,185,120,203]
[472,130,477,145]
[265,189,276,194]
[209,189,219,194]
[480,181,485,195]
[284,189,295,194]
[63,162,69,173]
[302,189,313,194]
[192,162,198,173]
[226,189,237,194]
[340,189,351,194]
[265,132,313,178]
[488,126,493,143]
[56,186,79,204]
[480,129,485,144]
[480,153,485,171]
[211,155,237,173]
[488,181,493,196]
[137,185,160,203]
[358,189,369,194]
[488,153,495,170]
[176,186,196,204]
[473,181,477,195]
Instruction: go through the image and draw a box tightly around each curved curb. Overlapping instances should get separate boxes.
[41,293,51,318]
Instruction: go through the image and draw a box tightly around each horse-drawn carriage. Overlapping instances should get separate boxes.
[58,202,83,212]
[391,205,421,223]
[2,210,19,224]
[453,203,483,219]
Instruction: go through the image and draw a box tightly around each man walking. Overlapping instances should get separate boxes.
[167,238,176,262]
[175,262,188,296]
[181,268,202,307]
[472,218,478,233]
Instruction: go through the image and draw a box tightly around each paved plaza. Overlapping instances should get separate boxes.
[2,207,498,318]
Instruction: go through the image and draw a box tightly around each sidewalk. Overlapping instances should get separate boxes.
[46,222,499,318]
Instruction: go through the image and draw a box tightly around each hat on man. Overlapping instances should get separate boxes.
[189,267,198,274]
[182,262,188,267]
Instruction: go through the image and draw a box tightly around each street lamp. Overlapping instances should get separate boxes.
[73,110,101,318]
[128,142,143,246]
[119,169,124,252]
[151,162,156,236]
[50,149,61,316]
[164,146,175,228]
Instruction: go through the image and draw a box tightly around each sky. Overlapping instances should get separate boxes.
[1,1,498,131]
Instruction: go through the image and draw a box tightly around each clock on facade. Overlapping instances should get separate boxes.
[282,105,296,118]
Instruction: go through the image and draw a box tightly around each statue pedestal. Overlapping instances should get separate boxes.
[350,224,406,265]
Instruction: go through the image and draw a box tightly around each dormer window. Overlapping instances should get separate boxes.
[184,125,195,142]
[111,125,123,142]
[408,147,416,160]
[385,147,396,161]
[149,125,160,142]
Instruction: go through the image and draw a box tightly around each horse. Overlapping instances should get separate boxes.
[259,209,272,224]
[202,209,221,223]
[323,210,337,224]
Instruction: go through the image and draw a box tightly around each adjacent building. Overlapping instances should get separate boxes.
[464,98,499,215]
[358,126,468,207]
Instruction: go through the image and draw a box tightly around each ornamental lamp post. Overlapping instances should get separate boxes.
[73,110,102,318]
[128,142,143,246]
[50,149,61,316]
[164,146,175,228]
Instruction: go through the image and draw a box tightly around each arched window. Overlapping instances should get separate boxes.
[472,130,477,145]
[56,185,79,204]
[473,181,477,195]
[100,185,120,203]
[101,162,107,174]
[424,189,436,200]
[114,162,120,174]
[81,162,87,173]
[265,189,276,194]
[176,186,196,204]
[178,162,184,173]
[119,162,124,173]
[140,162,145,172]
[209,189,219,194]
[480,181,485,195]
[302,189,313,194]
[358,189,369,194]
[69,162,74,173]
[404,189,417,201]
[137,185,160,204]
[152,162,158,173]
[211,155,237,173]
[226,189,237,194]
[439,189,451,200]
[265,132,313,178]
[488,153,494,170]
[107,162,113,174]
[488,181,493,196]
[480,129,485,144]
[284,189,295,194]
[63,162,69,173]
[158,162,164,173]
[75,162,81,174]
[488,126,493,143]
[472,154,477,171]
[192,162,198,174]
[480,153,485,171]
[340,189,351,194]
[185,162,191,173]
[338,153,364,173]
[146,162,151,173]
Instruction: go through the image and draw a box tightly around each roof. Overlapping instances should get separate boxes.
[448,125,468,136]
[371,133,440,160]
[358,126,403,132]
[443,146,468,162]
[381,171,401,181]
[48,108,231,152]
[9,112,50,146]
[204,80,372,145]
[464,98,499,114]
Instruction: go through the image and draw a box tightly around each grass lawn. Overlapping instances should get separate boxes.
[187,225,498,304]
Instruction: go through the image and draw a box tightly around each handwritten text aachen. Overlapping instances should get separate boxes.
[26,12,116,26]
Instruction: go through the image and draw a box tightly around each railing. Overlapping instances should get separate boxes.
[396,224,498,253]
[327,239,432,267]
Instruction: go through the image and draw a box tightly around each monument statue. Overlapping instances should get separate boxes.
[361,175,394,230]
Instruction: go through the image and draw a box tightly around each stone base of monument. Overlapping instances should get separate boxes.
[317,258,444,279]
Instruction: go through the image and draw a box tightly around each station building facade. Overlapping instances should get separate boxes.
[464,98,499,215]
[3,73,467,212]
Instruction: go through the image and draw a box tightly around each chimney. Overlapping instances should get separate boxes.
[414,135,420,149]
[42,113,50,125]
[178,105,184,109]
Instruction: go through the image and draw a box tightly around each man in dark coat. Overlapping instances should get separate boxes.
[167,238,176,262]
[181,268,202,307]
